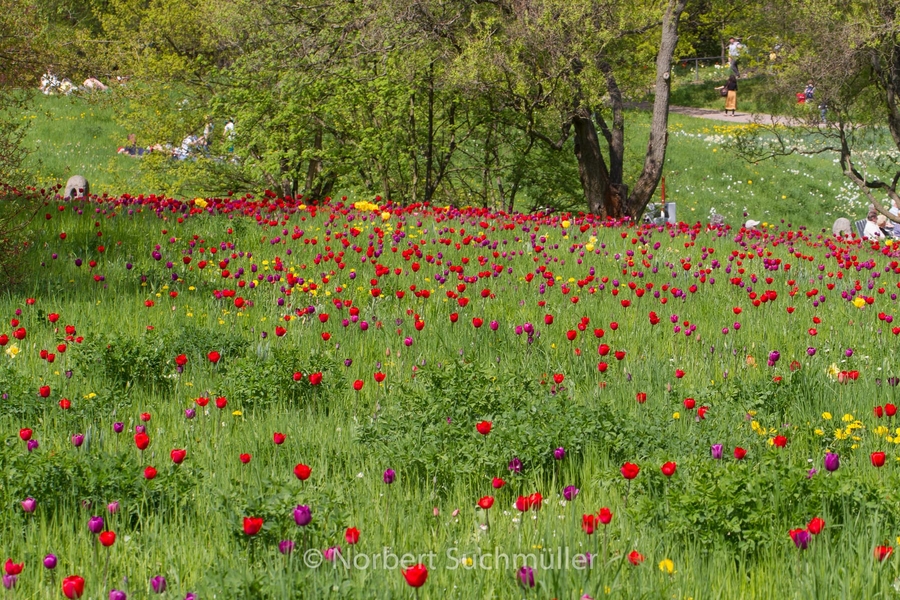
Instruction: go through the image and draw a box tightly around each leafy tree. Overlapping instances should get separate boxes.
[734,0,900,222]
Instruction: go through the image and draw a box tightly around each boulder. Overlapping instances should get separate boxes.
[64,175,89,200]
[832,217,851,238]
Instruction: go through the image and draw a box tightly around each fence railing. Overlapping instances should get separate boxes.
[674,56,726,82]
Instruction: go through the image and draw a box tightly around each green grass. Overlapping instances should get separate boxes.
[18,94,872,231]
[17,93,143,195]
[0,193,899,597]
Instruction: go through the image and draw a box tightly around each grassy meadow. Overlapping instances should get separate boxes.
[0,188,897,598]
[16,91,873,232]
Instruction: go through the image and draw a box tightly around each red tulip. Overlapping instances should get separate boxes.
[4,559,22,575]
[875,545,893,561]
[887,404,898,417]
[683,398,695,410]
[207,351,221,363]
[515,496,530,512]
[215,396,227,409]
[308,372,323,385]
[134,432,151,450]
[628,550,644,565]
[273,432,286,445]
[170,449,186,464]
[195,396,210,407]
[544,314,553,325]
[135,433,150,451]
[275,326,287,337]
[140,412,151,422]
[472,317,483,328]
[598,507,612,525]
[875,406,884,418]
[39,386,50,398]
[294,463,311,480]
[582,513,597,535]
[352,379,364,391]
[491,477,505,489]
[552,373,564,384]
[99,531,116,546]
[476,421,492,435]
[675,369,685,379]
[660,461,677,477]
[734,447,747,460]
[402,564,428,588]
[18,428,31,441]
[292,372,303,381]
[477,496,495,510]
[59,398,71,410]
[62,575,85,599]
[620,462,640,480]
[174,354,187,367]
[143,466,157,480]
[374,372,386,383]
[871,452,886,467]
[239,453,251,464]
[243,516,264,536]
[614,350,626,361]
[773,435,788,448]
[807,517,825,535]
[598,343,610,356]
[635,392,647,404]
[48,313,60,323]
[345,527,360,545]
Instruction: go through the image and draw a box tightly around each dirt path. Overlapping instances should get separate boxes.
[630,102,800,125]
[668,105,799,125]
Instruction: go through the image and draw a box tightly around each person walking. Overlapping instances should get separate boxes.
[728,37,744,78]
[724,75,738,116]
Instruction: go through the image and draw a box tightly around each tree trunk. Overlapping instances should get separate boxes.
[572,107,612,216]
[624,0,688,219]
[304,128,323,197]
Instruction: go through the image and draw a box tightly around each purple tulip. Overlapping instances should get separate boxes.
[824,453,840,472]
[791,529,811,549]
[43,554,57,569]
[517,565,535,588]
[383,469,396,484]
[88,515,104,534]
[113,422,124,433]
[807,347,816,356]
[563,485,579,501]
[508,457,523,473]
[185,595,197,600]
[293,505,312,527]
[108,501,120,514]
[279,540,295,555]
[110,590,127,600]
[151,575,167,594]
[845,348,854,357]
[2,575,17,590]
[807,468,818,479]
[135,425,146,434]
[26,439,38,452]
[184,408,196,419]
[21,497,35,513]
[711,444,723,460]
[71,433,84,447]
[553,447,566,461]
